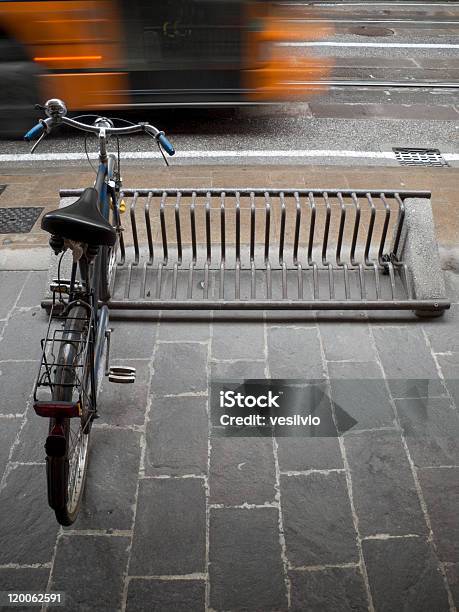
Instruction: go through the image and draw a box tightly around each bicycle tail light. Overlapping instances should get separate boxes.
[34,401,81,418]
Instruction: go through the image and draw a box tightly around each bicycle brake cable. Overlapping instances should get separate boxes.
[30,130,47,154]
[84,135,97,174]
[155,137,169,166]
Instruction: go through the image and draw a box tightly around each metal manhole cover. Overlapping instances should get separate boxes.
[393,148,448,167]
[349,26,394,37]
[0,207,44,234]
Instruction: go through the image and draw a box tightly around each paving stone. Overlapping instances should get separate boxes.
[418,468,459,563]
[277,437,343,472]
[329,362,395,432]
[0,567,50,612]
[98,360,150,427]
[445,563,459,610]
[344,431,426,536]
[0,308,46,361]
[0,465,59,564]
[206,263,267,302]
[51,535,129,611]
[11,409,47,464]
[211,359,266,379]
[210,436,276,505]
[145,396,208,476]
[110,320,157,359]
[267,326,324,379]
[16,271,48,308]
[130,478,206,575]
[281,473,358,566]
[319,322,376,362]
[436,352,459,409]
[0,271,27,318]
[212,322,265,361]
[209,507,287,610]
[152,342,208,396]
[372,327,444,398]
[76,428,141,530]
[328,360,382,380]
[362,537,449,612]
[126,579,205,612]
[0,361,35,415]
[158,311,210,342]
[290,567,368,612]
[395,397,459,467]
[0,417,20,477]
[422,304,459,354]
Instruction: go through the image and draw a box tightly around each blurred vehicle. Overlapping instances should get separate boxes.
[0,0,332,136]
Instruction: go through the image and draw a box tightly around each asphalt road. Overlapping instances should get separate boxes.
[1,1,458,167]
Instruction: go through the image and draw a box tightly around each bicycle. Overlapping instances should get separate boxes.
[27,98,175,525]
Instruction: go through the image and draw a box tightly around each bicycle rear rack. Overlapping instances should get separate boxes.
[34,301,93,408]
[54,188,450,316]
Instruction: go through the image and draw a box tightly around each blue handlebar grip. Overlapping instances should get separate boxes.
[24,122,44,141]
[158,133,175,156]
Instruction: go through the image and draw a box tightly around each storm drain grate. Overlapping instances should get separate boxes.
[0,207,44,234]
[393,148,448,167]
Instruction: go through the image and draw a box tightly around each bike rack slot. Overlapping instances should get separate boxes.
[53,187,450,316]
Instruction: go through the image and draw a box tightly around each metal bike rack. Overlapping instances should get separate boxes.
[53,187,450,316]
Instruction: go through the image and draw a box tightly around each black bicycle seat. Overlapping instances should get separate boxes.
[41,187,116,246]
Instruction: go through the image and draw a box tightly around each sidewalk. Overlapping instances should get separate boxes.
[0,164,458,252]
[0,165,458,611]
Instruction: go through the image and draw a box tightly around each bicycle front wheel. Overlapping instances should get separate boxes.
[47,304,93,526]
[99,243,117,303]
[99,161,119,303]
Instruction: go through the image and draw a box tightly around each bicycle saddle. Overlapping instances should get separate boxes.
[41,188,116,246]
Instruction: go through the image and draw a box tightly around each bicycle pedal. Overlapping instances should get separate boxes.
[50,279,83,294]
[108,366,136,384]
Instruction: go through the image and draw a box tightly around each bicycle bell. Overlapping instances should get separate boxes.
[44,98,68,118]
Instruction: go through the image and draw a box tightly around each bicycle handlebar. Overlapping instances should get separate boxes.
[60,116,162,137]
[24,122,44,141]
[23,110,176,156]
[158,133,175,156]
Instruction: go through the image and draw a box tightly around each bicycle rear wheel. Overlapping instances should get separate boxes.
[47,304,93,525]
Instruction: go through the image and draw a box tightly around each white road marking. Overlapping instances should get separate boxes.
[281,42,459,49]
[298,2,457,5]
[1,150,458,162]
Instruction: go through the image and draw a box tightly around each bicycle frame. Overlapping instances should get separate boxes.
[80,151,119,390]
[92,155,117,383]
[61,147,118,406]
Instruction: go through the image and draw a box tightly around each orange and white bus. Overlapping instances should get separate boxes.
[0,0,331,135]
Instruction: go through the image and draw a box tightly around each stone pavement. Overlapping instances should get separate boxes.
[0,163,459,611]
[0,267,458,611]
